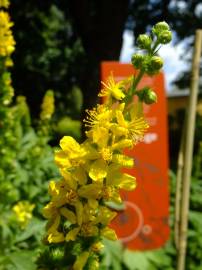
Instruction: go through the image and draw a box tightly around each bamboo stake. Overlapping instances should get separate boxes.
[174,122,185,250]
[177,30,202,270]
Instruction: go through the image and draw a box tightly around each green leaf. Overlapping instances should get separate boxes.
[7,250,36,270]
[123,250,151,270]
[14,218,45,243]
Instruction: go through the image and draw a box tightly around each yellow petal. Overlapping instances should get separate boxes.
[75,201,83,226]
[60,207,76,224]
[73,251,90,270]
[47,214,61,234]
[72,167,87,185]
[60,169,78,190]
[112,139,133,150]
[65,227,80,242]
[78,183,102,200]
[112,154,134,168]
[92,126,108,147]
[101,227,117,240]
[42,202,57,219]
[116,110,127,127]
[97,206,117,225]
[48,180,59,196]
[118,173,137,191]
[55,150,71,168]
[47,231,65,243]
[60,136,81,156]
[89,159,107,181]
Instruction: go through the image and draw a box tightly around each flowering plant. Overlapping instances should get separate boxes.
[39,22,172,270]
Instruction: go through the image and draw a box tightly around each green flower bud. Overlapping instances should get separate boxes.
[158,30,172,44]
[152,21,170,35]
[137,34,152,50]
[150,56,163,70]
[131,54,144,69]
[137,87,157,104]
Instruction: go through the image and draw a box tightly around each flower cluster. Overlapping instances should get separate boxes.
[12,201,35,229]
[41,21,171,270]
[0,0,15,105]
[0,8,15,57]
[40,90,55,121]
[43,74,148,269]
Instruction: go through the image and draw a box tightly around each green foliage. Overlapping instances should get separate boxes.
[0,89,60,269]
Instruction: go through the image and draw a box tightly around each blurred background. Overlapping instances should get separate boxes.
[10,0,202,158]
[0,0,202,269]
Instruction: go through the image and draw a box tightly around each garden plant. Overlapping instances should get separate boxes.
[1,1,202,270]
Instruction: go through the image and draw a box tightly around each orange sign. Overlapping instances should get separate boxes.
[101,62,170,250]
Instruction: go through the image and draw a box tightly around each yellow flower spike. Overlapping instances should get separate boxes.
[0,11,15,57]
[60,207,77,224]
[78,183,102,200]
[40,90,55,120]
[99,74,125,101]
[100,227,117,241]
[73,251,90,270]
[42,202,58,219]
[47,231,65,243]
[65,227,80,242]
[89,159,107,181]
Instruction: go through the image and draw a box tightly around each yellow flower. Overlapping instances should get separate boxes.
[0,0,10,8]
[114,107,149,143]
[55,136,86,169]
[0,11,15,56]
[84,104,112,128]
[106,164,136,191]
[40,90,55,120]
[100,227,117,241]
[99,74,125,101]
[47,231,65,243]
[12,201,35,229]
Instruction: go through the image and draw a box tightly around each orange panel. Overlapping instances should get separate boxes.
[101,61,170,250]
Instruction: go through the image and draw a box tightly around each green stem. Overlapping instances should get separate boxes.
[125,69,145,105]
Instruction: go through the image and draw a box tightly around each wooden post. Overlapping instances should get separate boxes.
[174,123,185,250]
[177,30,202,270]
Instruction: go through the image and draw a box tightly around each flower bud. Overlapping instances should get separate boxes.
[131,54,144,69]
[137,34,152,50]
[150,56,163,70]
[152,21,170,35]
[137,87,157,104]
[158,30,172,44]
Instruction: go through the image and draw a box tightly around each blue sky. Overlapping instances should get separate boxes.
[119,30,191,92]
